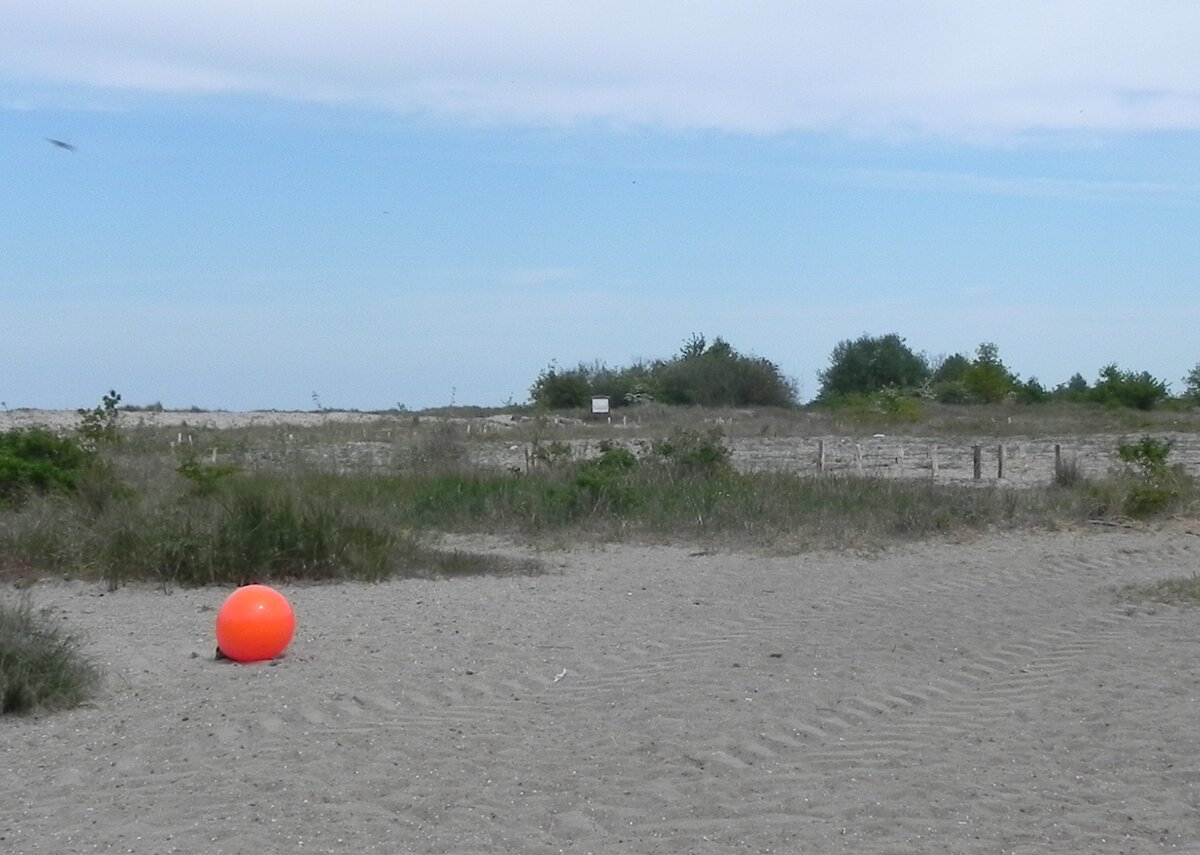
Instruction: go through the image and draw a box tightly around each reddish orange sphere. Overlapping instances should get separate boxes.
[215,584,295,663]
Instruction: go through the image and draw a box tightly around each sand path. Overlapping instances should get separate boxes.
[4,529,1200,853]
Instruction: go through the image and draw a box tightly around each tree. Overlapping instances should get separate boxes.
[1054,373,1091,402]
[962,342,1018,403]
[1014,377,1048,404]
[929,352,972,403]
[1090,364,1169,410]
[656,336,797,407]
[1183,363,1200,403]
[530,336,799,409]
[930,353,970,385]
[817,333,930,399]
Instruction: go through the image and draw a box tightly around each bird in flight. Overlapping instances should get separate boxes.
[46,138,77,152]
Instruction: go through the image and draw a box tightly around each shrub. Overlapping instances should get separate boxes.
[0,595,101,715]
[1091,365,1169,410]
[932,381,971,405]
[0,429,95,506]
[530,336,798,409]
[821,389,925,422]
[76,390,122,448]
[650,336,798,408]
[1116,435,1174,479]
[1092,435,1195,519]
[652,429,733,475]
[572,444,644,513]
[530,363,593,409]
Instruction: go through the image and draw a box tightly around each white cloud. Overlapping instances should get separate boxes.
[5,1,1200,140]
[839,168,1200,201]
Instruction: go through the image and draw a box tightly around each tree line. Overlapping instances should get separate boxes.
[530,332,1198,411]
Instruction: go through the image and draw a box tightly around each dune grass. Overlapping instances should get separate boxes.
[0,595,101,715]
[1,414,1197,589]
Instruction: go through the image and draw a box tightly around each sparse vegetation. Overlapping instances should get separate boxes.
[2,397,1199,593]
[76,390,122,448]
[1114,574,1200,606]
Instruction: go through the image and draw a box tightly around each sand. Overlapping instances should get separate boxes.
[5,528,1200,853]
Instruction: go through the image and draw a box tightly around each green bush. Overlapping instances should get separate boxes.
[818,333,930,399]
[1116,435,1174,478]
[573,445,644,513]
[1015,377,1049,404]
[1097,435,1195,519]
[655,337,797,408]
[530,363,593,409]
[932,381,971,404]
[1091,365,1169,410]
[530,336,798,409]
[821,389,925,422]
[0,429,95,506]
[652,429,733,475]
[0,596,101,715]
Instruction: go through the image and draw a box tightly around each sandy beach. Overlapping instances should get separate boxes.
[4,527,1200,853]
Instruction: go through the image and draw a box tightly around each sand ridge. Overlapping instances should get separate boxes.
[4,529,1200,853]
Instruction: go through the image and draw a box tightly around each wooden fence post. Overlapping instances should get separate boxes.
[997,444,1006,479]
[973,445,982,480]
[817,439,826,473]
[930,445,938,479]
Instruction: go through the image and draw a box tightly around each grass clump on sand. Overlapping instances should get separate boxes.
[0,596,101,715]
[1114,575,1200,606]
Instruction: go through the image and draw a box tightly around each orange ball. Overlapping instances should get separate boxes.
[215,584,295,663]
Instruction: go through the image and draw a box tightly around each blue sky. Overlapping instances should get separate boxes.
[3,2,1199,410]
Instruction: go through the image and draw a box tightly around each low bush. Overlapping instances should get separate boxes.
[0,429,96,506]
[821,389,926,423]
[1088,435,1195,519]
